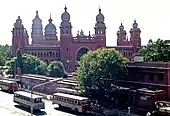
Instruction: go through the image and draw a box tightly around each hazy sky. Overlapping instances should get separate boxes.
[0,0,170,46]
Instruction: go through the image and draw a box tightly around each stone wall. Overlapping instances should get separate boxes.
[17,75,59,95]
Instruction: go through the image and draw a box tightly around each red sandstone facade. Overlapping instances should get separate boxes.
[12,6,141,72]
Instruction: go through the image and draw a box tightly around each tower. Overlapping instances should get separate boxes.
[59,5,72,71]
[117,23,127,46]
[94,8,106,47]
[130,20,141,52]
[12,16,25,56]
[44,14,57,40]
[31,11,43,44]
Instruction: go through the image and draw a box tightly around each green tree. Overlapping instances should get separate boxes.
[0,44,11,66]
[139,39,170,61]
[47,61,66,77]
[76,48,128,98]
[5,54,47,75]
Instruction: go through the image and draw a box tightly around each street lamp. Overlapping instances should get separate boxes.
[30,78,63,116]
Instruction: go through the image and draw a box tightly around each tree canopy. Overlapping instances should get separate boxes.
[5,54,47,75]
[76,48,128,98]
[47,61,66,77]
[0,44,11,66]
[139,39,170,62]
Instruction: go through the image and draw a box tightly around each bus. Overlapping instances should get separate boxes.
[0,79,18,93]
[13,91,45,110]
[52,92,90,113]
[57,81,77,89]
[56,88,81,95]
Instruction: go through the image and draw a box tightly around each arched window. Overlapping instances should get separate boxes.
[76,47,89,61]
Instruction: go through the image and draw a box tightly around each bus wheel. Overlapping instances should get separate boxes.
[74,108,78,113]
[58,104,61,108]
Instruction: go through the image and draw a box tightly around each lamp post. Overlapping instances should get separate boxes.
[30,78,63,116]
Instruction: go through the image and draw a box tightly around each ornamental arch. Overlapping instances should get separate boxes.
[76,46,90,61]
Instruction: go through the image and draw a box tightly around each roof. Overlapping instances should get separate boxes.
[14,91,44,99]
[0,79,15,84]
[56,88,78,92]
[127,61,170,69]
[53,92,88,101]
[107,46,133,48]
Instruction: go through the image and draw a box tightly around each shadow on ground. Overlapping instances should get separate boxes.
[14,105,47,115]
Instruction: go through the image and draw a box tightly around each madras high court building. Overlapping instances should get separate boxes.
[11,6,141,72]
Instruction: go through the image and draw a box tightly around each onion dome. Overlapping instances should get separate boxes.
[45,14,56,34]
[96,8,104,23]
[133,20,138,28]
[14,16,23,28]
[117,23,126,34]
[61,5,70,21]
[119,23,124,31]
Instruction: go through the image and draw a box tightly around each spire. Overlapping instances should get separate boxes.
[89,31,91,36]
[64,4,67,11]
[48,13,52,23]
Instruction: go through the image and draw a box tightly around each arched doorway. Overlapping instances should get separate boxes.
[76,47,89,61]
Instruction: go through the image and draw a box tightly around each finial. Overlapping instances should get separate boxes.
[64,4,67,11]
[99,6,101,13]
[36,10,38,15]
[77,30,79,36]
[134,19,136,23]
[121,23,123,26]
[48,13,52,23]
[89,31,91,36]
[18,16,20,19]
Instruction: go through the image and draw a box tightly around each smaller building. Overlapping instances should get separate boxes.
[116,61,170,108]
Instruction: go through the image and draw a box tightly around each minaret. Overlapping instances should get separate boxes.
[12,16,25,56]
[59,5,72,72]
[60,5,72,36]
[31,10,43,44]
[117,23,127,46]
[130,20,141,52]
[94,7,106,47]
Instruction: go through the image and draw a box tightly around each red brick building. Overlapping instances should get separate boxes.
[116,61,170,108]
[11,6,141,72]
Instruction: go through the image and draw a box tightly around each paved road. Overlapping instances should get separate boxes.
[0,90,76,116]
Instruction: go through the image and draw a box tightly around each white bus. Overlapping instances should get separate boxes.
[52,92,90,113]
[56,88,80,95]
[13,91,45,110]
[0,79,18,93]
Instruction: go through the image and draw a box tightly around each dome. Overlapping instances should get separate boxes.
[14,16,23,28]
[45,15,56,34]
[61,6,70,21]
[133,20,138,28]
[119,23,124,31]
[96,8,104,23]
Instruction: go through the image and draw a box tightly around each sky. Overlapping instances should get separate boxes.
[0,0,170,46]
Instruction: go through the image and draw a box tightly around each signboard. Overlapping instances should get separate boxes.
[134,56,144,62]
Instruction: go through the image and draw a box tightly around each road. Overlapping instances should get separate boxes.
[0,90,76,116]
